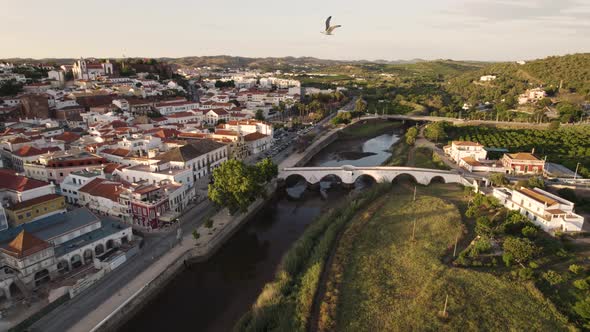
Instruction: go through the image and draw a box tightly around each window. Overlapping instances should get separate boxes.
[18,215,23,220]
[26,212,31,218]
[59,172,64,177]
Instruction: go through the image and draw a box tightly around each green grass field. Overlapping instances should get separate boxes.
[413,147,450,170]
[326,186,569,331]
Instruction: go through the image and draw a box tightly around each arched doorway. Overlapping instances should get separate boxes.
[106,239,115,251]
[83,249,94,264]
[34,269,50,287]
[57,260,70,274]
[95,243,105,256]
[71,254,83,269]
[121,236,129,245]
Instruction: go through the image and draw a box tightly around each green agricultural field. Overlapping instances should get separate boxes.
[325,187,569,331]
[447,125,590,177]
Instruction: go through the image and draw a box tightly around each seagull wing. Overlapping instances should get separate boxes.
[325,16,332,31]
[327,25,342,33]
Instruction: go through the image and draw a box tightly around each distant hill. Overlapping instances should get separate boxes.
[445,53,590,104]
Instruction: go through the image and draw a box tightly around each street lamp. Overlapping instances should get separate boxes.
[574,162,581,180]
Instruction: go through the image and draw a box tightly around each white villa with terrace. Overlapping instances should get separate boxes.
[493,187,585,232]
[444,141,487,164]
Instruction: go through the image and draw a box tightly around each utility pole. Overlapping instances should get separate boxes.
[413,185,417,201]
[441,294,449,318]
[574,162,581,180]
[453,235,458,257]
[411,218,417,242]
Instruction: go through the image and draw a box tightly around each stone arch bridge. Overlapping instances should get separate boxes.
[280,166,467,186]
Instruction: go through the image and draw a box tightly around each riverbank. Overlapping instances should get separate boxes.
[87,182,277,332]
[319,185,568,331]
[234,184,391,332]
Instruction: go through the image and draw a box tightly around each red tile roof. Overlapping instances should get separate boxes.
[101,148,131,157]
[244,132,269,141]
[103,163,123,174]
[79,178,126,202]
[2,231,51,259]
[54,132,81,143]
[0,170,51,192]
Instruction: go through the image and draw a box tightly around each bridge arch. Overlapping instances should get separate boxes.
[354,174,378,185]
[284,173,307,187]
[429,175,446,185]
[392,173,418,184]
[318,174,343,184]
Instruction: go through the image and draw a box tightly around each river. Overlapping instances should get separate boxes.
[120,131,400,332]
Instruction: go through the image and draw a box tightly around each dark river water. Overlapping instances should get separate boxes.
[120,131,400,332]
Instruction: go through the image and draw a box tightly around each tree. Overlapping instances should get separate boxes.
[405,127,418,145]
[557,102,582,123]
[0,80,23,97]
[255,158,278,183]
[548,120,560,131]
[502,237,537,264]
[354,97,367,114]
[537,97,552,108]
[208,158,277,215]
[489,173,508,186]
[527,176,545,189]
[215,80,235,88]
[255,109,265,121]
[192,230,200,240]
[424,122,448,142]
[208,159,264,214]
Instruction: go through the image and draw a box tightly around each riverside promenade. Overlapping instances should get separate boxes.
[68,125,344,332]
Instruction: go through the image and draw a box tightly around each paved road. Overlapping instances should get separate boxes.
[31,200,215,332]
[363,114,557,128]
[30,137,302,332]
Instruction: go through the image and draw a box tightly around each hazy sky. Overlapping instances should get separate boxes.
[1,0,589,61]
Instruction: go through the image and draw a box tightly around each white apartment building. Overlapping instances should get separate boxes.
[154,101,200,116]
[493,187,584,232]
[60,169,105,204]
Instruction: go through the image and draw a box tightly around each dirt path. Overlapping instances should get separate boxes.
[307,196,388,332]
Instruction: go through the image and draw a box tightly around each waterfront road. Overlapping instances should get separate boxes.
[30,200,215,332]
[30,136,302,332]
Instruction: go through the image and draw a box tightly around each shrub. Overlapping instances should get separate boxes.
[574,279,589,290]
[517,268,534,280]
[204,218,214,228]
[503,253,514,267]
[569,264,584,274]
[503,237,537,264]
[521,225,538,239]
[192,230,200,240]
[542,270,564,286]
[574,297,590,319]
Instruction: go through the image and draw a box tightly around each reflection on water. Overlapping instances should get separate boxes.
[122,129,400,332]
[121,191,347,332]
[309,133,400,167]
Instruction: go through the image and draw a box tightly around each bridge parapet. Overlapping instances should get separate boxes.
[280,165,464,186]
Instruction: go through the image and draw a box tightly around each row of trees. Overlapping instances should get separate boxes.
[207,158,278,214]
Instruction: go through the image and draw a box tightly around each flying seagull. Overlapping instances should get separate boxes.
[321,16,341,35]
